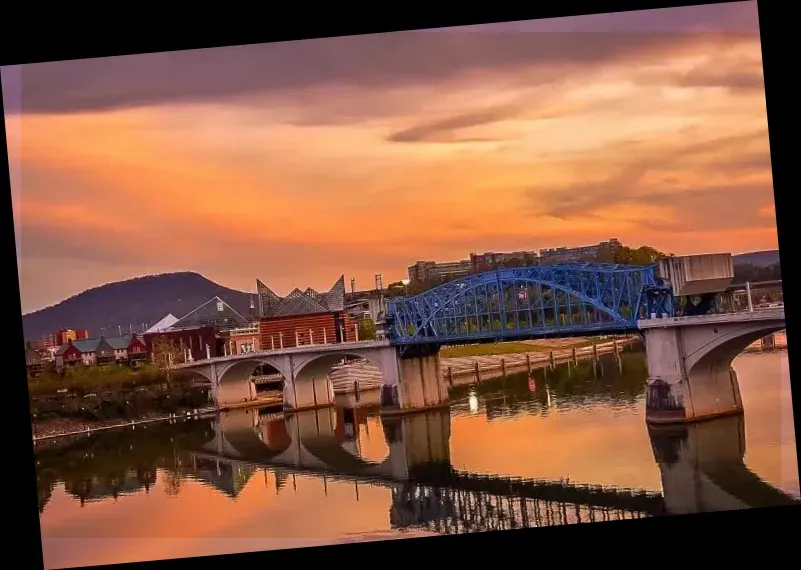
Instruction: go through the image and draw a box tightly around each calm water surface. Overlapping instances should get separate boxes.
[37,350,798,569]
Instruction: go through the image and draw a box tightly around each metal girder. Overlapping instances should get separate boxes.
[386,263,673,346]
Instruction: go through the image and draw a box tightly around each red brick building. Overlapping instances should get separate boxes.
[143,325,223,362]
[256,276,358,350]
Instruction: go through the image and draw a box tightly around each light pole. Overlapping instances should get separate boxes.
[401,278,410,297]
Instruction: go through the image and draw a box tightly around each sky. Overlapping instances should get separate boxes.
[2,1,776,314]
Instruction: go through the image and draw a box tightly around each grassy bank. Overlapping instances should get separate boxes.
[440,338,603,358]
[28,364,192,398]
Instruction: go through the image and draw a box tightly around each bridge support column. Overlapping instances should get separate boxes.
[643,326,743,424]
[381,353,449,415]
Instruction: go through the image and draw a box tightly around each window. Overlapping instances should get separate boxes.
[217,300,224,312]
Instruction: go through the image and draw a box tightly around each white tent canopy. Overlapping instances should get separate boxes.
[145,314,179,334]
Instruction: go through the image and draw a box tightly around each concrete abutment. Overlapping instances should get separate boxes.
[640,311,785,424]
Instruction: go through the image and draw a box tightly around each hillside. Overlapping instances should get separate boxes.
[22,272,253,341]
[732,250,781,267]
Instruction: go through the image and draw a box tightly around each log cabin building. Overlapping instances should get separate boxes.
[256,275,358,350]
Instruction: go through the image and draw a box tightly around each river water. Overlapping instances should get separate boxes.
[36,348,798,569]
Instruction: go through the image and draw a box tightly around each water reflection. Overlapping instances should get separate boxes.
[36,350,798,567]
[649,415,798,513]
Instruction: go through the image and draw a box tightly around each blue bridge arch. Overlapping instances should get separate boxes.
[386,263,674,346]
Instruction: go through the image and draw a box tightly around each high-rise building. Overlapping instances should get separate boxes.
[407,259,472,283]
[470,250,539,272]
[539,238,621,264]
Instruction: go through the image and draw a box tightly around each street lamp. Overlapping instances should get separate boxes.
[401,278,410,296]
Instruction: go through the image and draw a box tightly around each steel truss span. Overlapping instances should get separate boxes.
[386,264,673,346]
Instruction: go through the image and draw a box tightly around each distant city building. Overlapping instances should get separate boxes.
[470,250,540,272]
[539,238,621,264]
[407,259,472,284]
[31,328,89,351]
[256,275,358,349]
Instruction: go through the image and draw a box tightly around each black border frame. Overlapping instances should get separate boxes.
[2,1,797,568]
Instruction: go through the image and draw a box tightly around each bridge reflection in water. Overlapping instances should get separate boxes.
[185,405,798,535]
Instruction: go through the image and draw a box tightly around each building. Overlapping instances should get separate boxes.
[104,335,149,365]
[539,238,621,264]
[25,343,50,377]
[54,338,117,369]
[143,325,222,363]
[407,259,472,284]
[256,275,358,350]
[222,324,261,355]
[470,250,540,272]
[168,296,250,332]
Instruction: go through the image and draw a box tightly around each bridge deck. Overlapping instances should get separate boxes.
[637,308,785,329]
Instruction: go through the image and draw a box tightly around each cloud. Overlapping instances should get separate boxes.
[11,2,775,313]
[387,107,517,143]
[535,128,771,219]
[13,30,755,117]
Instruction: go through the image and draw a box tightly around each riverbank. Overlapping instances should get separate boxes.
[32,407,216,442]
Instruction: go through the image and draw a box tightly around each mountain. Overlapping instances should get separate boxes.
[21,272,254,341]
[732,250,781,267]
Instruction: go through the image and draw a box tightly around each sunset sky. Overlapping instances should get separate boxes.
[2,1,776,314]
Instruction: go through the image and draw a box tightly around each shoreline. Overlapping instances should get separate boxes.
[32,407,216,443]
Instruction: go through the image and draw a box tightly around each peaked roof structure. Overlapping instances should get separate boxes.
[257,276,346,319]
[104,335,143,350]
[145,314,179,334]
[54,338,109,355]
[170,296,249,331]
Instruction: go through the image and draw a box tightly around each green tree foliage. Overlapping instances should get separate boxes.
[358,317,377,340]
[732,262,781,284]
[598,245,671,265]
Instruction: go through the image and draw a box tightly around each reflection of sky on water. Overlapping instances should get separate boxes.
[36,351,796,569]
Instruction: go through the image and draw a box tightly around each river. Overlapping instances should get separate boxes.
[36,348,798,569]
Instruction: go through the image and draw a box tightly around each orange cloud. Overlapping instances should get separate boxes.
[10,21,777,312]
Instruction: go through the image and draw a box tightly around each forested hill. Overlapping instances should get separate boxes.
[732,250,780,267]
[22,272,253,341]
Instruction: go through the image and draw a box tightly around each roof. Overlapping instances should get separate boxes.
[257,275,346,319]
[55,339,101,355]
[145,314,179,333]
[104,336,134,350]
[170,296,249,331]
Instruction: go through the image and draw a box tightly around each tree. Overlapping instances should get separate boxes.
[150,336,183,371]
[599,245,671,266]
[359,317,377,340]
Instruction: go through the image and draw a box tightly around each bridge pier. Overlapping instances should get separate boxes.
[380,352,449,416]
[639,311,785,424]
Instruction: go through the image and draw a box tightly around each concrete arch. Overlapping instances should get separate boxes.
[683,322,785,422]
[642,311,785,423]
[204,407,452,480]
[212,359,288,407]
[684,323,786,374]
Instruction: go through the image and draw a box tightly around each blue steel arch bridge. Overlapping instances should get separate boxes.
[385,263,674,348]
